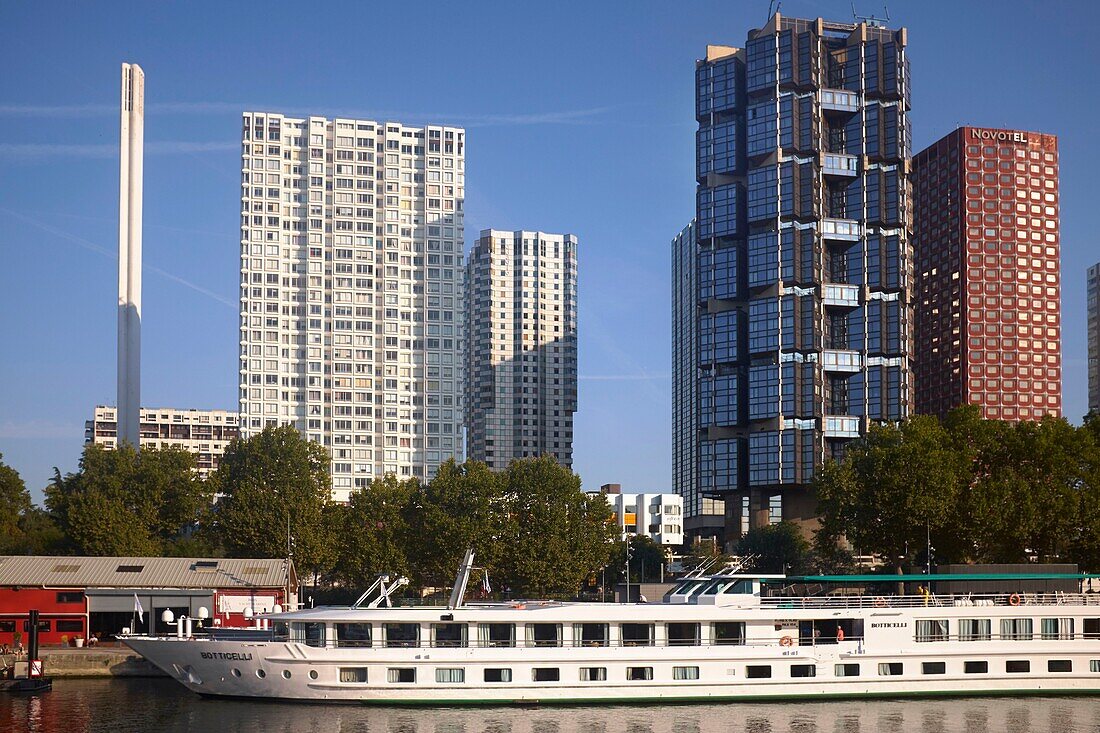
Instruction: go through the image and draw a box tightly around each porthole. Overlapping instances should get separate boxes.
[309,670,318,680]
[282,670,292,679]
[231,668,241,678]
[256,669,266,679]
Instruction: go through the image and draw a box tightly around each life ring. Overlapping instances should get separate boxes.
[779,635,794,647]
[1008,593,1021,607]
[874,596,887,608]
[836,629,845,642]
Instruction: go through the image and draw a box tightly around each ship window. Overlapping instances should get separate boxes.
[878,663,904,676]
[1006,660,1030,673]
[1090,661,1100,673]
[834,663,860,677]
[621,623,654,646]
[480,623,515,648]
[713,622,746,645]
[746,665,771,679]
[790,664,816,678]
[308,670,318,680]
[387,668,416,683]
[231,669,241,677]
[626,666,653,681]
[922,662,946,675]
[1041,618,1074,640]
[666,622,700,646]
[273,622,289,639]
[580,667,607,681]
[256,669,266,679]
[527,623,562,647]
[384,623,419,648]
[1048,660,1073,673]
[1001,618,1033,641]
[1083,618,1100,639]
[291,622,325,647]
[435,668,465,683]
[915,619,949,642]
[958,619,991,641]
[575,623,609,647]
[282,670,292,679]
[673,666,700,680]
[964,661,988,674]
[335,622,372,647]
[484,668,512,682]
[799,619,863,644]
[532,667,560,682]
[432,623,467,648]
[340,667,368,683]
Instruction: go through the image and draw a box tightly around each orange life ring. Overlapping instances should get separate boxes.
[836,629,845,642]
[779,635,794,647]
[874,596,887,608]
[1008,593,1021,606]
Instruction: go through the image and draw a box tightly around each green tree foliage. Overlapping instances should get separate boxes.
[45,444,212,555]
[737,522,811,574]
[332,474,417,590]
[0,453,62,554]
[607,535,668,584]
[210,426,333,576]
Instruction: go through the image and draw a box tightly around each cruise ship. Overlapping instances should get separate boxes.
[123,554,1100,704]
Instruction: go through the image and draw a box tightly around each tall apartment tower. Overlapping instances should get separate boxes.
[692,14,913,537]
[672,221,725,544]
[465,229,578,470]
[239,113,466,501]
[913,128,1061,422]
[117,62,144,448]
[1086,262,1099,414]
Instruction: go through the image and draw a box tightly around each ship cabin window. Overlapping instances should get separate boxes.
[958,619,992,641]
[672,579,710,598]
[481,623,515,648]
[1090,660,1100,673]
[746,665,772,679]
[673,666,699,680]
[799,619,862,644]
[666,622,700,646]
[878,663,904,676]
[575,622,609,647]
[1006,660,1030,673]
[713,621,746,645]
[335,622,372,648]
[339,667,369,683]
[291,622,326,647]
[273,621,289,639]
[1041,618,1074,640]
[527,623,562,647]
[432,623,467,648]
[1084,619,1100,639]
[387,668,416,683]
[384,623,420,648]
[532,667,560,682]
[922,662,946,675]
[626,666,653,681]
[580,667,607,681]
[435,668,465,683]
[915,619,949,642]
[964,661,988,674]
[790,664,816,678]
[834,663,860,677]
[1048,660,1073,673]
[484,668,512,682]
[699,578,755,595]
[1001,618,1033,641]
[621,623,654,646]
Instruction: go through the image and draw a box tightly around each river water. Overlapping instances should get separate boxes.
[2,678,1099,733]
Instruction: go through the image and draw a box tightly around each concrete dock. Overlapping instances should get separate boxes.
[1,646,165,678]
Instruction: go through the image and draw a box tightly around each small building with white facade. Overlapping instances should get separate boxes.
[596,484,684,547]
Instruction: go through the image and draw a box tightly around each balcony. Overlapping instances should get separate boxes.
[823,284,860,308]
[819,89,860,113]
[822,349,862,373]
[824,415,862,438]
[821,218,862,242]
[823,153,858,178]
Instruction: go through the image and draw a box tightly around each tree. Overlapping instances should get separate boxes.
[45,443,212,556]
[494,457,617,597]
[605,535,668,584]
[736,522,810,574]
[209,426,333,578]
[0,453,61,554]
[332,474,417,591]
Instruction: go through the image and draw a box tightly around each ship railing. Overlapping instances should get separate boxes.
[760,592,1100,610]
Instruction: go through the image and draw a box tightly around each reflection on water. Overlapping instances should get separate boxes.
[2,679,1099,733]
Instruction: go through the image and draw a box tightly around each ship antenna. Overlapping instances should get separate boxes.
[448,549,477,610]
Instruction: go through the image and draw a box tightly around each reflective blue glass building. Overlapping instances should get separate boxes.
[687,13,914,536]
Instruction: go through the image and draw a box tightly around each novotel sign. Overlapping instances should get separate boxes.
[970,128,1028,144]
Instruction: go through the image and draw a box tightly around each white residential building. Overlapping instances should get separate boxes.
[85,405,239,479]
[239,113,465,501]
[465,229,578,469]
[597,484,684,547]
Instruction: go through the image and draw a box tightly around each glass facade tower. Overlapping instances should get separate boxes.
[692,13,913,534]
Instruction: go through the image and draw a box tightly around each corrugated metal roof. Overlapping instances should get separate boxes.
[0,556,296,590]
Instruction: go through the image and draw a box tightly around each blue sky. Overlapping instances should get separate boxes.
[1,0,1097,503]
